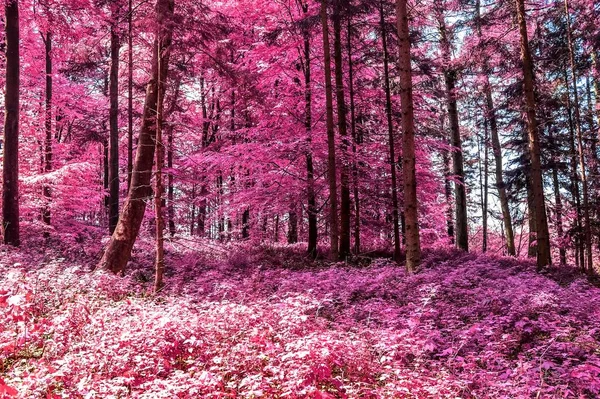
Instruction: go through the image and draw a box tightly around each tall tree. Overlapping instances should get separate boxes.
[514,0,551,269]
[564,0,593,274]
[2,0,20,247]
[320,0,339,260]
[108,3,121,234]
[438,12,468,252]
[396,0,421,271]
[98,0,175,274]
[332,0,351,260]
[42,31,52,232]
[127,0,134,190]
[380,2,401,261]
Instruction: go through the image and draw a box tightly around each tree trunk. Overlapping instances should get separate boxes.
[347,16,360,255]
[439,15,468,252]
[2,0,20,246]
[396,0,421,271]
[43,31,52,233]
[303,2,318,258]
[514,0,551,269]
[167,121,176,236]
[332,0,351,260]
[480,118,489,252]
[154,35,166,293]
[288,205,298,244]
[320,0,339,260]
[127,0,134,190]
[109,12,120,235]
[97,0,175,274]
[380,3,401,261]
[549,128,567,264]
[564,0,593,274]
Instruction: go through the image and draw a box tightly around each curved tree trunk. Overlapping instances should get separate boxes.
[97,0,175,274]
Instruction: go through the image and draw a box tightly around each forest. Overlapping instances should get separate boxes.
[1,0,600,396]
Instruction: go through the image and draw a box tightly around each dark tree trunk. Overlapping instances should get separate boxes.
[380,3,401,261]
[108,12,120,235]
[439,15,468,252]
[2,0,20,246]
[97,0,175,274]
[302,3,318,258]
[127,0,134,190]
[43,31,52,232]
[288,205,298,244]
[515,0,552,269]
[320,0,339,260]
[396,0,421,271]
[347,16,360,255]
[332,0,351,260]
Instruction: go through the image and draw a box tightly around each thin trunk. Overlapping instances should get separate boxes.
[515,0,551,269]
[97,0,175,274]
[549,129,567,264]
[43,31,52,232]
[167,122,175,236]
[127,0,134,190]
[564,68,584,269]
[303,17,318,258]
[396,0,421,271]
[3,0,20,246]
[565,0,593,274]
[332,0,351,260]
[109,13,120,235]
[380,3,401,261]
[480,118,489,252]
[320,0,339,260]
[439,15,468,251]
[154,35,166,293]
[347,16,360,255]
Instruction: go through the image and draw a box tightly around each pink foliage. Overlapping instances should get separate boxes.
[1,246,598,398]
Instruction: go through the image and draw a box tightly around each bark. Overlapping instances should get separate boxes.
[564,0,593,274]
[127,0,134,190]
[303,2,318,258]
[396,0,421,271]
[332,0,351,260]
[480,119,489,252]
[514,0,552,269]
[380,3,401,261]
[548,128,567,264]
[167,121,175,236]
[347,16,360,255]
[439,15,468,252]
[43,31,52,231]
[288,205,298,244]
[109,11,120,235]
[320,0,339,260]
[3,0,20,246]
[97,0,175,274]
[154,34,166,293]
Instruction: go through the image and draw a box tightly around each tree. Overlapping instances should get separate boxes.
[396,0,421,271]
[514,0,552,269]
[98,0,175,274]
[2,0,20,247]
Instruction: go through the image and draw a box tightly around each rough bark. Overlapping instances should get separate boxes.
[439,15,468,252]
[320,0,339,260]
[515,0,552,269]
[380,3,401,261]
[2,0,20,246]
[396,0,421,271]
[127,0,134,190]
[347,16,360,255]
[43,31,52,232]
[332,0,351,260]
[109,11,120,235]
[97,0,175,274]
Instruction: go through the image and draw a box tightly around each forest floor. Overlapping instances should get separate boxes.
[1,236,600,398]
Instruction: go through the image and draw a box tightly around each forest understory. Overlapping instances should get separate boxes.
[1,234,599,398]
